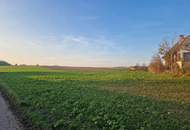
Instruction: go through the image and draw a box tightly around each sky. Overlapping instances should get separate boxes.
[1,0,190,67]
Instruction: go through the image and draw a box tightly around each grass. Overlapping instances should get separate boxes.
[0,66,190,129]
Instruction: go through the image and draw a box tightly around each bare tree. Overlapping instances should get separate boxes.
[159,39,170,57]
[159,34,177,57]
[148,54,164,73]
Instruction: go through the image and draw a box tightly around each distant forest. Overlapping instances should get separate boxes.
[0,61,11,66]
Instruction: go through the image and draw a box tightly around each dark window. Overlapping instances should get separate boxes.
[183,52,190,62]
[183,43,190,50]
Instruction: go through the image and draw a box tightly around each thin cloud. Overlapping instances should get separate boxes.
[0,33,132,67]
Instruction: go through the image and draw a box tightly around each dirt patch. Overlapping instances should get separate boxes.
[100,85,190,103]
[0,92,23,130]
[40,65,118,72]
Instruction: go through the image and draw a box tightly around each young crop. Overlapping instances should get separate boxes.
[0,66,190,129]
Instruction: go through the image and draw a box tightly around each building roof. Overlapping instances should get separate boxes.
[163,35,190,59]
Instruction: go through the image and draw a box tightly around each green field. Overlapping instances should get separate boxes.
[0,66,190,130]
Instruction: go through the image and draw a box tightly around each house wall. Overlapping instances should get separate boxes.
[179,49,190,70]
[163,36,190,72]
[180,50,190,61]
[176,61,182,68]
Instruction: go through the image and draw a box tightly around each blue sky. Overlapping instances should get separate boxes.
[1,0,190,67]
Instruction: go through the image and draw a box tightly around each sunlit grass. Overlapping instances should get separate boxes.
[0,66,190,129]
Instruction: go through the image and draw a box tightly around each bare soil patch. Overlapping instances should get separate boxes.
[0,92,23,130]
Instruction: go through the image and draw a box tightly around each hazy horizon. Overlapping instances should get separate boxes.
[1,0,190,67]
